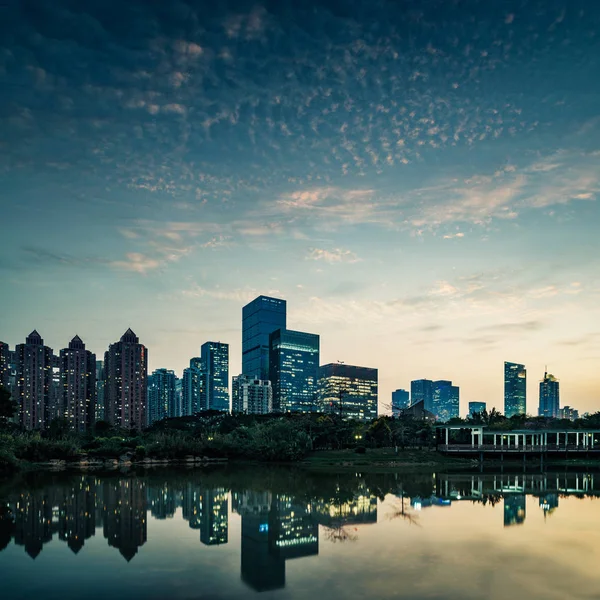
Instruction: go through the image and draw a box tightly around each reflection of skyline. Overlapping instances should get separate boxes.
[0,471,598,568]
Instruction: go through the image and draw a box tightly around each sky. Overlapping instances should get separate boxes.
[1,0,599,416]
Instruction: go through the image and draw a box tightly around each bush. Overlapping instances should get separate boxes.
[355,446,367,454]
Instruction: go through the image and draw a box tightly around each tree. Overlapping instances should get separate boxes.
[0,385,17,421]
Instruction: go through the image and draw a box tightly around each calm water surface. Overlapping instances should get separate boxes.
[1,468,599,600]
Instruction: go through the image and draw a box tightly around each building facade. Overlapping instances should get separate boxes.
[232,375,273,414]
[95,361,105,422]
[391,389,410,416]
[59,335,96,432]
[539,372,560,418]
[201,342,229,412]
[410,379,434,412]
[432,380,460,422]
[104,329,148,431]
[269,329,319,413]
[15,330,53,430]
[318,364,378,421]
[147,368,178,426]
[469,401,487,416]
[242,296,287,381]
[558,406,579,421]
[182,357,205,416]
[504,362,527,417]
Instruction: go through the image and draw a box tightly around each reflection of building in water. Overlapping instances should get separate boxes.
[13,490,54,559]
[102,479,147,561]
[314,492,378,526]
[539,493,559,517]
[200,488,228,545]
[182,483,203,529]
[504,495,526,527]
[238,491,318,592]
[57,476,97,553]
[410,496,451,510]
[148,482,178,520]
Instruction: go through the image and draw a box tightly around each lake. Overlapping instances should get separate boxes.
[1,467,599,599]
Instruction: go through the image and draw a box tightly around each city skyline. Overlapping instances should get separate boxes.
[0,319,587,417]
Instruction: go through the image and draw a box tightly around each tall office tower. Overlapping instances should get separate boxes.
[504,362,527,417]
[539,371,560,418]
[201,342,229,412]
[0,341,10,390]
[318,364,378,421]
[59,336,96,432]
[95,361,105,422]
[432,380,460,422]
[391,389,410,416]
[15,331,53,430]
[410,379,434,412]
[175,376,182,417]
[242,296,287,380]
[558,406,579,421]
[232,374,273,414]
[469,401,487,416]
[182,357,205,416]
[104,329,148,431]
[269,329,319,413]
[147,368,178,425]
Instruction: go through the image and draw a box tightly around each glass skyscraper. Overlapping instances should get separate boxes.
[242,296,287,380]
[391,389,410,416]
[539,371,559,418]
[182,357,205,416]
[432,380,460,422]
[269,329,319,413]
[504,361,527,417]
[318,364,378,421]
[410,379,434,412]
[469,401,486,416]
[147,368,178,425]
[201,342,229,412]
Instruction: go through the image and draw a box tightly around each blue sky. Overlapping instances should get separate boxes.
[1,0,599,414]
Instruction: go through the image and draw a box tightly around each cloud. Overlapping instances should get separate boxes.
[109,253,161,274]
[443,232,465,239]
[306,248,359,263]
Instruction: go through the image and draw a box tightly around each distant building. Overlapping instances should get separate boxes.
[242,295,287,381]
[401,399,436,423]
[182,357,205,416]
[317,363,378,421]
[432,380,460,421]
[48,353,62,423]
[95,361,105,422]
[269,329,319,413]
[411,379,434,412]
[201,342,229,412]
[539,372,559,418]
[558,406,579,421]
[232,375,273,414]
[504,362,526,417]
[469,401,487,416]
[104,329,148,431]
[147,368,178,425]
[0,341,10,390]
[59,335,96,432]
[391,389,410,416]
[15,330,53,430]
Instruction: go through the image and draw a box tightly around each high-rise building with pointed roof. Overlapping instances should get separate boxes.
[104,329,148,431]
[15,330,54,430]
[59,335,96,432]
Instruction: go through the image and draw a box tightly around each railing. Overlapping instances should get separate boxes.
[438,444,596,453]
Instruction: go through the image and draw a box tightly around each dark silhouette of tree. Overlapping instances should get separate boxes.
[0,385,17,421]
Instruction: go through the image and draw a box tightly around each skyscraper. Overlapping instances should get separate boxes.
[391,389,410,416]
[318,364,378,421]
[232,374,273,414]
[469,401,487,416]
[95,360,105,422]
[539,371,559,418]
[242,296,287,380]
[201,342,229,412]
[147,368,178,425]
[15,330,53,430]
[182,357,205,416]
[269,329,319,413]
[0,341,10,390]
[432,380,460,422]
[504,362,527,417]
[104,329,148,431]
[59,335,96,432]
[410,379,434,412]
